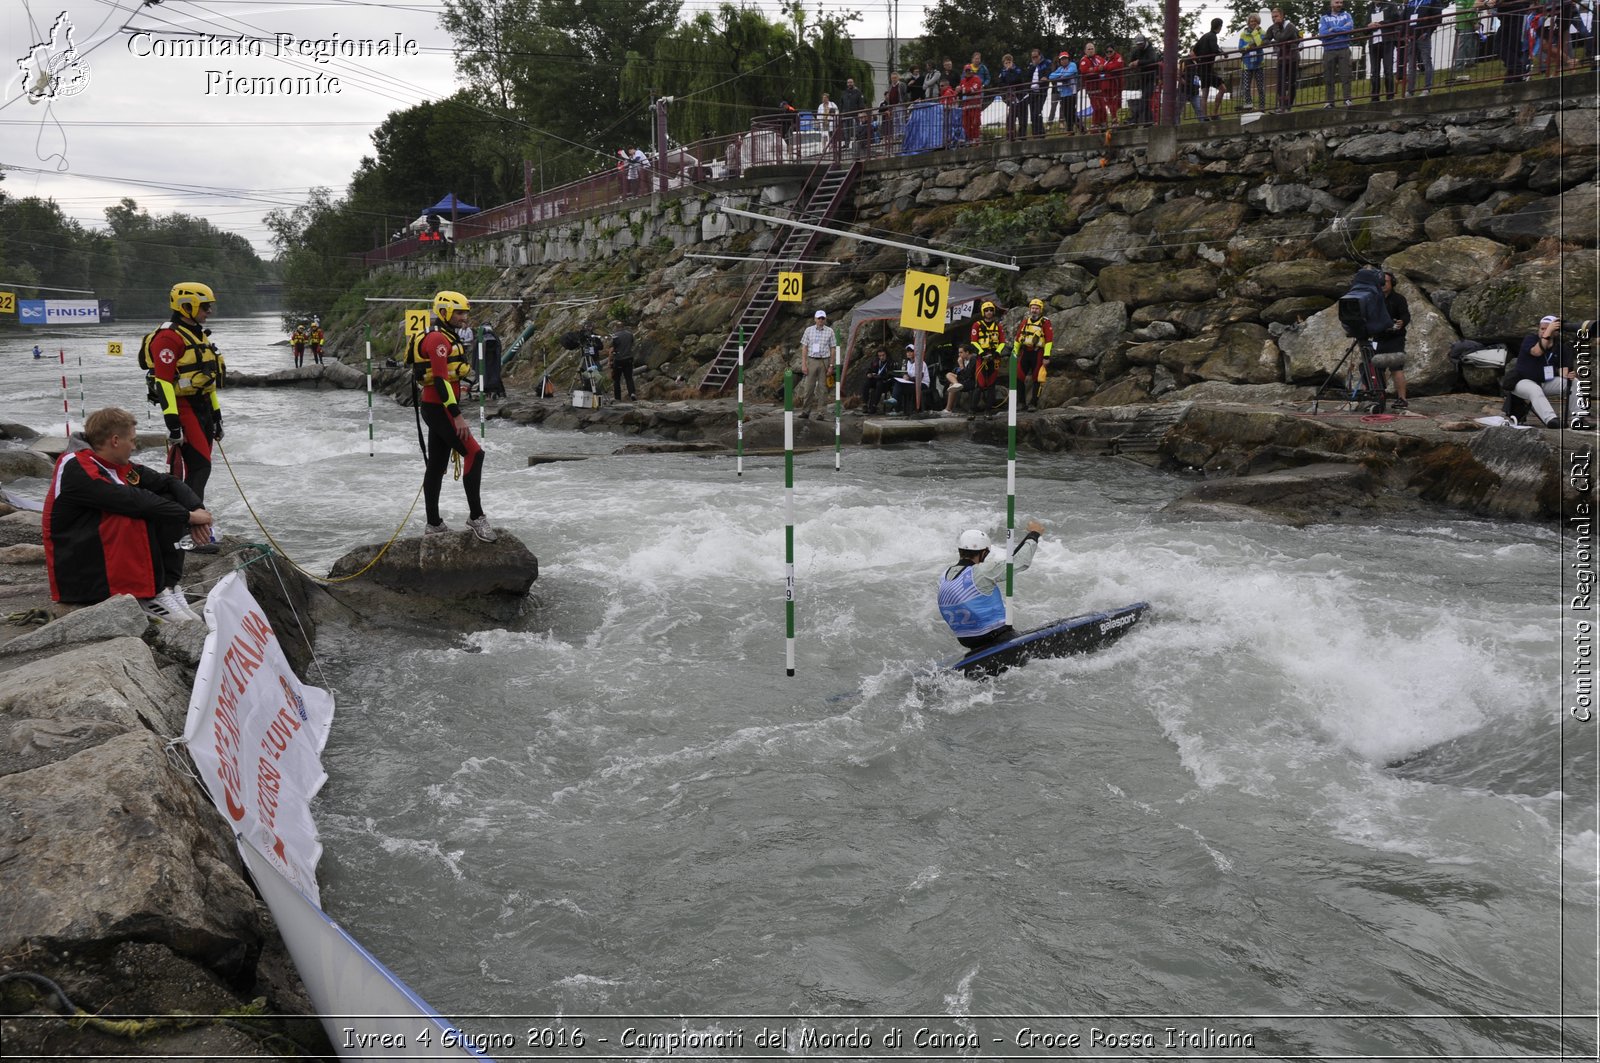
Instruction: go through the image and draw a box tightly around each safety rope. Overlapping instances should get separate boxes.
[215,442,423,586]
[0,972,315,1057]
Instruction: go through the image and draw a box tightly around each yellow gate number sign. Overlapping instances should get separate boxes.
[107,341,124,357]
[899,270,949,332]
[0,292,14,314]
[404,309,430,336]
[777,272,802,303]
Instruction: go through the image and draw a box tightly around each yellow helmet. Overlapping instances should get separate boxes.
[432,290,470,322]
[170,281,216,318]
[980,301,997,314]
[1028,298,1045,311]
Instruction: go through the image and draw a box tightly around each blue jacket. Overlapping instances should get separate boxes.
[1319,9,1356,50]
[1050,61,1078,97]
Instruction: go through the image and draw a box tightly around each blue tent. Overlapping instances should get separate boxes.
[424,193,480,215]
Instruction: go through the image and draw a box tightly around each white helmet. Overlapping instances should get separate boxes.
[957,529,991,552]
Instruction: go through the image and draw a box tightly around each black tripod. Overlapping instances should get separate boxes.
[1311,336,1386,414]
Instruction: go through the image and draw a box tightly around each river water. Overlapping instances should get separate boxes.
[7,313,1596,1059]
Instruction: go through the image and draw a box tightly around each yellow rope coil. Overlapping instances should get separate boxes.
[216,442,424,586]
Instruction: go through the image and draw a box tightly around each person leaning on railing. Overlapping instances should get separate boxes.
[1265,8,1303,112]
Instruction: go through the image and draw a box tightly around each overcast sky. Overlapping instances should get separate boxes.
[0,0,943,258]
[3,0,1239,260]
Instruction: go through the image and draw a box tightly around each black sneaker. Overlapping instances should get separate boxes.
[1390,397,1409,410]
[1545,417,1562,429]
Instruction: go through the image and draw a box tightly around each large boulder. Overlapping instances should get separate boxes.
[1161,463,1381,525]
[1055,214,1146,270]
[1473,183,1599,248]
[1384,236,1514,291]
[327,529,539,603]
[1234,259,1355,301]
[1312,174,1431,259]
[0,448,56,481]
[0,728,263,970]
[0,636,189,769]
[1095,263,1218,308]
[1053,301,1129,364]
[0,595,149,657]
[1194,323,1280,385]
[1451,251,1599,343]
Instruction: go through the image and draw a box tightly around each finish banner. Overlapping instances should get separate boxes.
[182,570,333,904]
[17,298,101,324]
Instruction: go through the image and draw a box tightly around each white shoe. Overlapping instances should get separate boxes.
[424,520,452,536]
[141,587,201,623]
[467,515,498,543]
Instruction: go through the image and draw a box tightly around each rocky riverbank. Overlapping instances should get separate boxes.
[495,386,1591,524]
[0,421,541,1057]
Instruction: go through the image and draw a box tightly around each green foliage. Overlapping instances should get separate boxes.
[621,4,872,143]
[963,197,1076,251]
[916,0,1170,65]
[0,189,272,321]
[442,0,682,185]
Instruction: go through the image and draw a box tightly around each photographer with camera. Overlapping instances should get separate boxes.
[1507,315,1593,431]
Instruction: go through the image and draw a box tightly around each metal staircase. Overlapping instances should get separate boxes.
[699,160,861,394]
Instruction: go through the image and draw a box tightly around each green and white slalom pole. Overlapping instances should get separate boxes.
[1004,347,1018,624]
[736,329,746,477]
[832,336,842,471]
[364,325,375,457]
[784,369,796,677]
[476,334,487,436]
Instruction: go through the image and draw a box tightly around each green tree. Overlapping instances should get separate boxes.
[440,0,682,185]
[620,4,872,143]
[916,0,1181,64]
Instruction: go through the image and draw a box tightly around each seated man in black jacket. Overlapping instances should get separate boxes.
[44,407,214,622]
[861,347,894,413]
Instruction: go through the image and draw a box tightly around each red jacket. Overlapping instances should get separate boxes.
[44,450,199,602]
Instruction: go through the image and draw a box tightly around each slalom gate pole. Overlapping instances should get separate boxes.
[832,337,842,471]
[365,326,375,457]
[736,330,745,477]
[785,369,796,677]
[476,335,487,436]
[1005,349,1018,624]
[58,349,70,437]
[77,353,85,425]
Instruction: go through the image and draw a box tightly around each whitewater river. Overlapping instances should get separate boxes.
[8,313,1596,1059]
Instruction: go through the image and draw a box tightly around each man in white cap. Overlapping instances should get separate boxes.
[796,309,836,419]
[1508,315,1594,430]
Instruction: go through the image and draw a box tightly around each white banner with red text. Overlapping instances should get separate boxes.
[181,570,332,905]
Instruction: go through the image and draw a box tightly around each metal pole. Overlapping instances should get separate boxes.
[365,325,374,456]
[476,334,487,436]
[58,348,70,437]
[1005,348,1018,624]
[718,204,1021,272]
[1163,0,1180,126]
[832,335,842,471]
[784,368,796,677]
[737,330,746,477]
[77,353,85,425]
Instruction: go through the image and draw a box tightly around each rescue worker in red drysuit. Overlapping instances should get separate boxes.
[146,281,225,514]
[969,301,1006,416]
[1013,298,1055,411]
[409,290,497,542]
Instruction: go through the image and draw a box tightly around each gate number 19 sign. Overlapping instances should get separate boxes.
[899,270,949,332]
